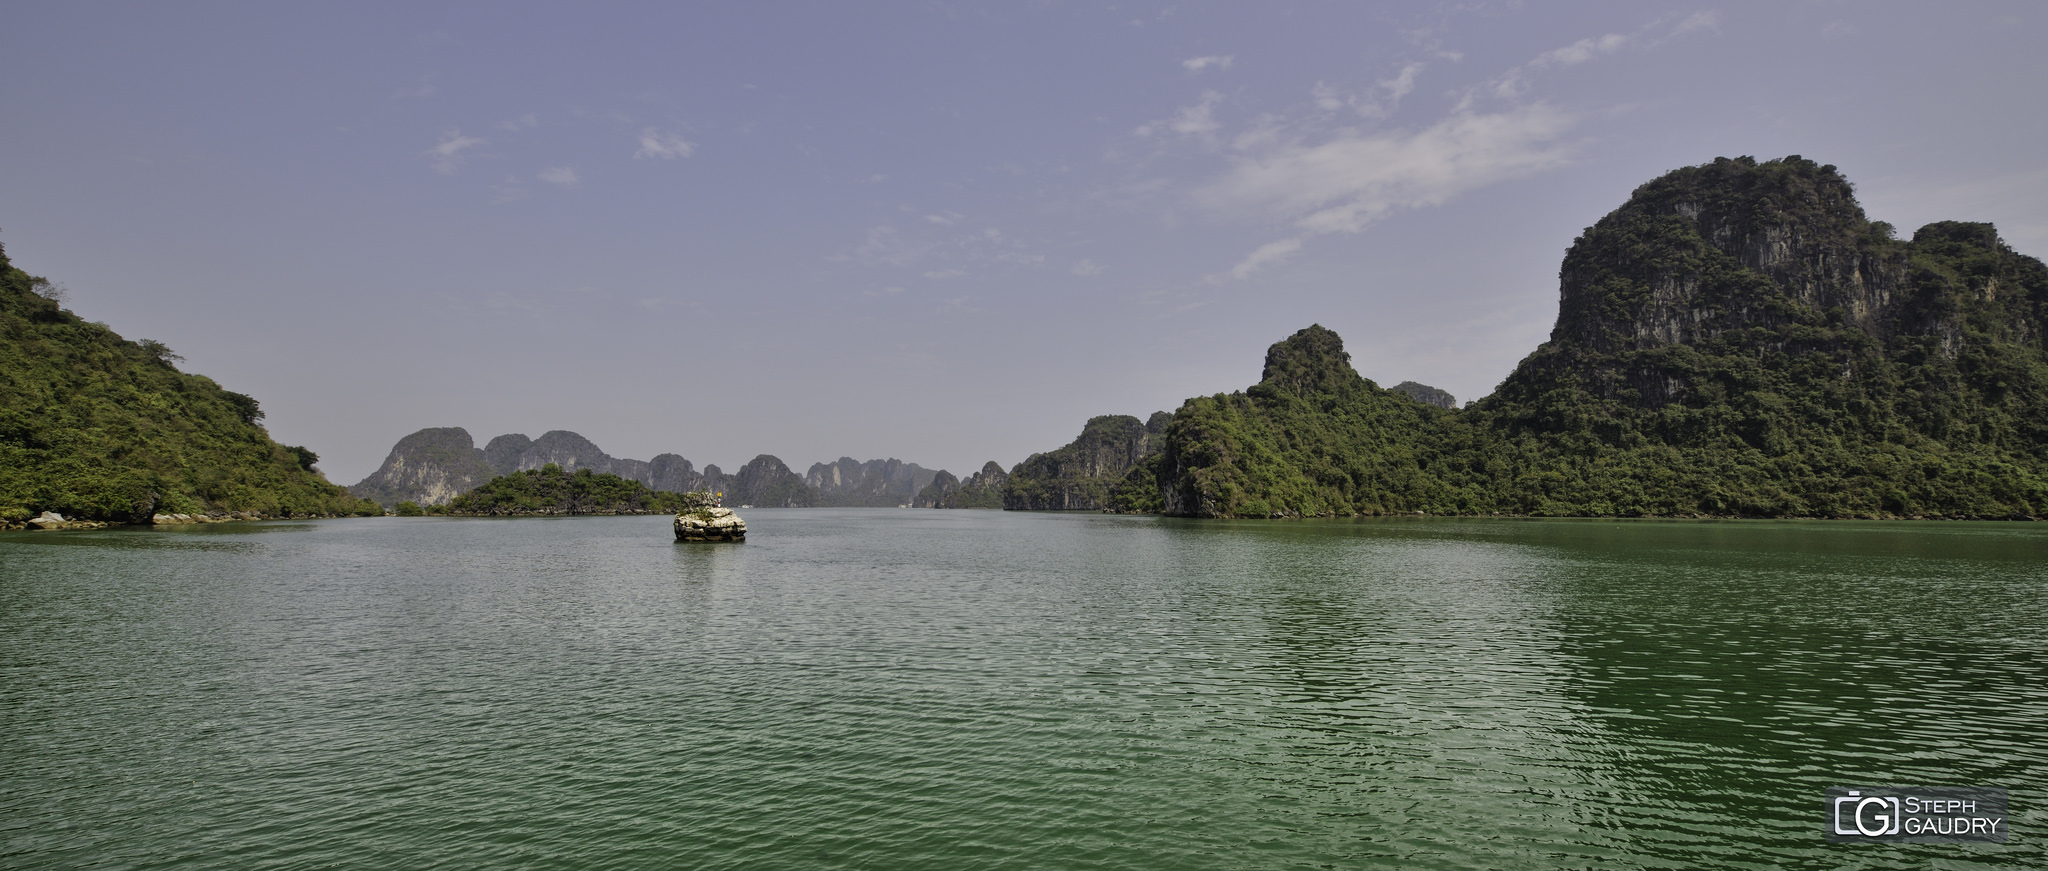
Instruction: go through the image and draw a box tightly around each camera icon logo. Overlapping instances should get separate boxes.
[1833,791,1901,837]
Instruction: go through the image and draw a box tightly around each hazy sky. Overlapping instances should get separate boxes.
[6,1,2045,484]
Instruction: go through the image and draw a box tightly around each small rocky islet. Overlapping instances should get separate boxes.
[673,499,746,542]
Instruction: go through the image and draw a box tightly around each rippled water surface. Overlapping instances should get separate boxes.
[3,512,2044,869]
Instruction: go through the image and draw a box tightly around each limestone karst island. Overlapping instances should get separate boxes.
[4,156,2045,526]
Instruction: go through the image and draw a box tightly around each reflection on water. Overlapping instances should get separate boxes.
[1,513,2041,869]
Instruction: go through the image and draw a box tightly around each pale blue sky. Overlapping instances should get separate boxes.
[5,1,2045,483]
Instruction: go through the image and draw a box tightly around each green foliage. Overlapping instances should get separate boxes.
[394,500,424,516]
[0,242,377,521]
[1136,158,2048,520]
[1004,415,1166,510]
[443,466,701,515]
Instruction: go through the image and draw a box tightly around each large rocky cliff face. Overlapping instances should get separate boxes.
[354,425,880,509]
[914,460,1008,508]
[1489,156,2048,475]
[349,427,501,508]
[1110,156,2047,518]
[805,457,938,507]
[1497,156,2044,420]
[730,454,813,507]
[1004,412,1171,510]
[355,428,736,507]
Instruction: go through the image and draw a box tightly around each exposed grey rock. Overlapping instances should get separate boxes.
[1004,412,1171,510]
[349,427,499,508]
[805,457,938,506]
[1390,381,1457,409]
[673,506,746,541]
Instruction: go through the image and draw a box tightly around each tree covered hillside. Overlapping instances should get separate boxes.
[0,243,378,522]
[1114,157,2048,519]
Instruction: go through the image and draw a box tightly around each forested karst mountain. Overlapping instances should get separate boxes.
[346,427,501,508]
[805,457,937,507]
[1003,412,1172,510]
[0,244,377,521]
[915,461,1009,508]
[1118,326,1451,517]
[1390,381,1457,409]
[1089,157,2047,519]
[1473,156,2047,516]
[354,427,922,509]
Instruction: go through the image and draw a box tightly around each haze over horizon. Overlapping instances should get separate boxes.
[5,2,2045,485]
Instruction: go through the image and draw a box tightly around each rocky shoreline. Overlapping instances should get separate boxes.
[2,509,358,531]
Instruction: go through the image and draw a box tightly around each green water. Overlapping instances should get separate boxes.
[2,511,2043,869]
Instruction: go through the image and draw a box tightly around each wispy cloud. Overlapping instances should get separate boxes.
[833,221,1048,276]
[1197,103,1577,280]
[498,113,539,131]
[1071,259,1104,277]
[1183,54,1234,73]
[1225,238,1302,280]
[635,128,695,159]
[1203,103,1577,235]
[1137,90,1225,138]
[1313,62,1425,119]
[538,166,580,188]
[394,73,437,99]
[425,128,485,174]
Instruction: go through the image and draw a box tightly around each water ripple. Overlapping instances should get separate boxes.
[2,514,2042,869]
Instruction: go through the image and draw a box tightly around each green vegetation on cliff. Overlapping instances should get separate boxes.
[1004,413,1169,510]
[0,243,379,522]
[440,465,696,515]
[1112,157,2048,519]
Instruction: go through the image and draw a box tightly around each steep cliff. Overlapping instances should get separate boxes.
[914,460,1009,508]
[730,454,814,507]
[1477,156,2048,516]
[482,433,532,475]
[1116,156,2047,518]
[1390,381,1457,409]
[360,427,742,507]
[349,427,502,508]
[1004,412,1171,510]
[912,470,959,508]
[805,457,938,506]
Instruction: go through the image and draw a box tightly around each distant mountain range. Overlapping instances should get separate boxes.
[349,428,940,509]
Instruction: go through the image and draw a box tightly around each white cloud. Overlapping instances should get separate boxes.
[1183,54,1234,72]
[394,74,437,99]
[1380,63,1423,102]
[634,128,696,159]
[1533,33,1628,69]
[923,268,967,280]
[924,213,957,225]
[1673,11,1719,36]
[1071,259,1104,276]
[538,166,580,188]
[1138,91,1226,138]
[1223,238,1303,280]
[498,113,539,131]
[1313,62,1427,120]
[425,128,485,174]
[1198,103,1577,269]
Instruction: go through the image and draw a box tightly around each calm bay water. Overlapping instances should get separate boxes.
[2,511,2043,869]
